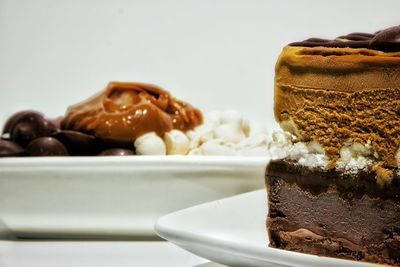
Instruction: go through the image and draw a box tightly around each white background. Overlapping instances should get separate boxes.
[0,0,399,128]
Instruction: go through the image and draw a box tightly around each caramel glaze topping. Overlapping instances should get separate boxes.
[61,82,203,143]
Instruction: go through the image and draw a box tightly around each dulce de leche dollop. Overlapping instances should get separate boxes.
[61,82,203,142]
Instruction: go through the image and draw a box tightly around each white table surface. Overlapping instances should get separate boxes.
[0,241,226,267]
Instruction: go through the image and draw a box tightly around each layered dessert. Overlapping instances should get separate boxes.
[1,82,270,157]
[266,26,400,265]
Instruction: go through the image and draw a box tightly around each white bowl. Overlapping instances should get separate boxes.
[0,156,267,239]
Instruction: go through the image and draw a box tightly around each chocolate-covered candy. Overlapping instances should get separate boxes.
[2,110,42,134]
[0,140,24,157]
[50,116,63,130]
[26,137,69,156]
[53,130,98,155]
[97,137,135,150]
[98,148,135,156]
[10,112,57,147]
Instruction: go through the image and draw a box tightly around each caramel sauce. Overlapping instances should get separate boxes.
[61,82,203,142]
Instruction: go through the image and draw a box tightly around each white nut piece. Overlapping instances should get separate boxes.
[134,132,166,155]
[214,123,245,144]
[164,130,190,155]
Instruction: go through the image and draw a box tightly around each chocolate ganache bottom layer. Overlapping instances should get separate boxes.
[266,160,400,266]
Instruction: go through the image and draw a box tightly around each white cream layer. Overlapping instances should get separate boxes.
[268,130,383,173]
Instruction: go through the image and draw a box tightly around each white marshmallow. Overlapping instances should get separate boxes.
[187,124,215,149]
[164,130,190,155]
[279,119,300,136]
[307,141,325,154]
[268,131,291,160]
[248,121,268,137]
[337,141,374,173]
[298,154,328,168]
[238,146,269,156]
[220,110,242,125]
[134,132,166,155]
[214,123,245,144]
[184,110,271,157]
[271,130,292,145]
[185,130,196,140]
[200,140,237,156]
[187,147,202,155]
[204,111,222,126]
[235,132,269,150]
[288,142,309,161]
[240,118,251,137]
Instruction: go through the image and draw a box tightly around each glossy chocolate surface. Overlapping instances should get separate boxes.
[26,137,69,156]
[2,110,43,134]
[290,25,400,52]
[10,112,57,147]
[53,130,98,156]
[0,140,24,157]
[0,110,140,157]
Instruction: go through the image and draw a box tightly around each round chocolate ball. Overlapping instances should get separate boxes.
[50,116,63,130]
[10,112,57,147]
[26,137,69,156]
[98,148,135,156]
[3,110,44,134]
[0,140,24,157]
[53,130,98,156]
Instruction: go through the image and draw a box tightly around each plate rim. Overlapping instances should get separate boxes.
[0,155,268,167]
[155,190,383,267]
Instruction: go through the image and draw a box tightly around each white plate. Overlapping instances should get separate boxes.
[0,156,267,239]
[0,241,210,267]
[155,190,381,267]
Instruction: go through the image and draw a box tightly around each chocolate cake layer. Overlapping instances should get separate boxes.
[266,160,400,266]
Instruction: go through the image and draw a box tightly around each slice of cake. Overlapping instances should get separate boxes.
[266,26,400,265]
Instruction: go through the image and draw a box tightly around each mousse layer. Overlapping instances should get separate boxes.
[266,160,400,266]
[275,45,400,175]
